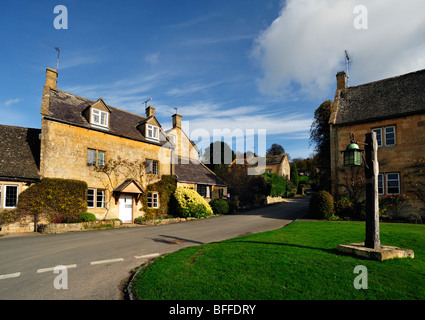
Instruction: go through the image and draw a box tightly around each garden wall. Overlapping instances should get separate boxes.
[0,218,121,235]
[266,196,291,205]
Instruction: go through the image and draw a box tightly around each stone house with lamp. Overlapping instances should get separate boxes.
[329,69,425,219]
[1,67,226,226]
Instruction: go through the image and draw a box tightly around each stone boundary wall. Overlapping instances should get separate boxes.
[0,215,39,234]
[0,219,121,235]
[266,196,291,205]
[39,220,122,234]
[136,217,198,226]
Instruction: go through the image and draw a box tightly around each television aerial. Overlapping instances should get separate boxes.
[143,97,152,108]
[43,41,61,71]
[345,50,350,87]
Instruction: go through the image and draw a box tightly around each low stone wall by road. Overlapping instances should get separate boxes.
[39,220,122,234]
[266,196,291,205]
[0,219,122,235]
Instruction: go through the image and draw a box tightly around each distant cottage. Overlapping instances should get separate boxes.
[329,69,425,219]
[229,154,290,179]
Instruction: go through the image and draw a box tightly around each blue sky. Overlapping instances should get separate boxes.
[1,0,425,160]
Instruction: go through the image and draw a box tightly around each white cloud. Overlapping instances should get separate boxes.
[252,0,425,99]
[166,80,225,97]
[182,34,254,46]
[145,52,159,65]
[4,98,21,107]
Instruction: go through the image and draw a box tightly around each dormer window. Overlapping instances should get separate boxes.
[146,124,159,140]
[91,108,109,128]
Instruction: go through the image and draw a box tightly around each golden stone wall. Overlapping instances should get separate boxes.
[330,113,425,215]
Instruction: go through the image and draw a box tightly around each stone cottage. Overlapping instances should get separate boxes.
[0,125,41,210]
[329,69,425,219]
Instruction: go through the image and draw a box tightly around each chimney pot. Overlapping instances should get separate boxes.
[336,71,347,90]
[146,106,155,117]
[172,113,182,129]
[45,68,58,89]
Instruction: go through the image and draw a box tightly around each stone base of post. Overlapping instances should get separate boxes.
[336,243,414,261]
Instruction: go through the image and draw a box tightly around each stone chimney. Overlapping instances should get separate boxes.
[45,68,58,90]
[41,68,58,116]
[336,71,347,90]
[145,106,155,117]
[172,113,182,129]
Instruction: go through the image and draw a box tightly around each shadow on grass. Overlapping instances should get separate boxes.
[226,239,337,255]
[228,240,385,261]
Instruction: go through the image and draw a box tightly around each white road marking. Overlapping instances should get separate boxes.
[135,253,160,259]
[37,264,77,273]
[0,272,21,280]
[3,254,156,280]
[90,258,124,265]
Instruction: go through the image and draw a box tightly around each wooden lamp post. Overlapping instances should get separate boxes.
[342,132,380,249]
[338,132,414,260]
[363,132,381,249]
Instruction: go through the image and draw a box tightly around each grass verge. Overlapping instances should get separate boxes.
[131,221,425,300]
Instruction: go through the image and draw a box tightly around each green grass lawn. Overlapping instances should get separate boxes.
[131,221,425,300]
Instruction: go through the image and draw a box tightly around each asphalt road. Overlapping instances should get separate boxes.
[0,197,309,300]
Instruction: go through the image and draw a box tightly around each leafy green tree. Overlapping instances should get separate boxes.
[310,100,332,191]
[290,163,299,190]
[203,141,235,176]
[266,143,285,156]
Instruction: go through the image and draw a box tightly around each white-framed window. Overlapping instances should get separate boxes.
[386,173,400,195]
[384,126,396,146]
[96,189,105,208]
[372,128,383,147]
[87,149,106,166]
[91,109,109,127]
[146,124,159,140]
[377,174,384,195]
[146,159,159,175]
[147,192,159,208]
[372,126,396,147]
[87,188,95,208]
[88,188,105,208]
[4,185,18,208]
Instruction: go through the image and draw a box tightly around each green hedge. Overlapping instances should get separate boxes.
[209,198,229,215]
[309,190,335,219]
[263,173,287,197]
[17,178,88,223]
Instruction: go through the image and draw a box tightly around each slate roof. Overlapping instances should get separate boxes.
[0,124,41,182]
[333,69,425,126]
[46,89,169,146]
[265,154,287,165]
[174,159,227,187]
